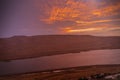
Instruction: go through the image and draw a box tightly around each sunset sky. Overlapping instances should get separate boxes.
[0,0,120,37]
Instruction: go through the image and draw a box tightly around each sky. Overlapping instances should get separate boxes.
[0,0,120,37]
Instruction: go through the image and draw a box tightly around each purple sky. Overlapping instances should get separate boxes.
[0,0,120,38]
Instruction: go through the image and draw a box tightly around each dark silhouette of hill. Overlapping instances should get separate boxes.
[0,35,120,60]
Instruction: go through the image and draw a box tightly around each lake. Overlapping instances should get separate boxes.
[0,49,120,76]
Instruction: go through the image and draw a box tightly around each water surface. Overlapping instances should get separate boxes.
[0,49,120,76]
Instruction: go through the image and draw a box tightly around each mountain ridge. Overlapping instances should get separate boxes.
[0,35,120,60]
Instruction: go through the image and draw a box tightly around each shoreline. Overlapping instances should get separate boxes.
[1,64,120,76]
[1,48,120,61]
[0,64,120,80]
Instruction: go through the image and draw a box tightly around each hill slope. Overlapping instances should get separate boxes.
[0,35,120,60]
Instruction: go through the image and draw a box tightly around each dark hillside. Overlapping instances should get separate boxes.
[0,35,120,60]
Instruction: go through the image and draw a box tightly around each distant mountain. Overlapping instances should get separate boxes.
[0,35,120,60]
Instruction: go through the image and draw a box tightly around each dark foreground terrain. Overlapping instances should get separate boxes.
[0,35,120,60]
[0,65,120,80]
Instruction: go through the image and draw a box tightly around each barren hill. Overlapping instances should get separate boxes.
[0,35,120,60]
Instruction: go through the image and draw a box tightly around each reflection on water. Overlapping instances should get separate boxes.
[0,49,120,75]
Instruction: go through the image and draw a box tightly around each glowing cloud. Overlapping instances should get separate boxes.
[76,19,120,25]
[38,0,120,36]
[42,0,89,24]
[65,27,120,33]
[41,0,120,24]
[92,3,120,17]
[65,27,105,33]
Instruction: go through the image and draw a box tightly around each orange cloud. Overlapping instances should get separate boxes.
[43,7,79,24]
[65,27,120,33]
[76,19,120,25]
[42,0,89,24]
[42,1,120,23]
[65,27,104,33]
[92,3,120,17]
[39,0,120,36]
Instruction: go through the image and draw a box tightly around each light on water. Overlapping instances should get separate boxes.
[0,49,120,76]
